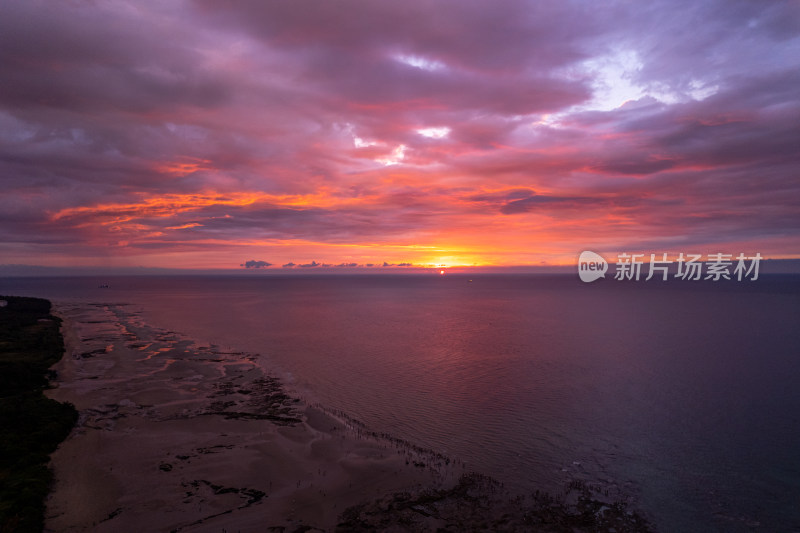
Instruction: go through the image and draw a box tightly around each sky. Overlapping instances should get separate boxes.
[1,0,798,272]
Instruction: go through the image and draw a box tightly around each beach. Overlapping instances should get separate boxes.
[42,298,655,532]
[44,303,457,532]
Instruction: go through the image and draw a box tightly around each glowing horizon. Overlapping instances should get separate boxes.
[1,1,798,271]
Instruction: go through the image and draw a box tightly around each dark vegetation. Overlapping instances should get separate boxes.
[0,296,78,532]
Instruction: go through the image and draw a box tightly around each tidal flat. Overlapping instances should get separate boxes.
[40,301,651,532]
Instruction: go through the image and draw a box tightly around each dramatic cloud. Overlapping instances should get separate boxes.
[0,0,798,269]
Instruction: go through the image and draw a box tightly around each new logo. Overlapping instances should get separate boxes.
[578,251,608,282]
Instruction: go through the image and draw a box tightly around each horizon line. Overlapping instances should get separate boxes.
[2,258,800,277]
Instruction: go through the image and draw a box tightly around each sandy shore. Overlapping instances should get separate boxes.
[44,303,458,532]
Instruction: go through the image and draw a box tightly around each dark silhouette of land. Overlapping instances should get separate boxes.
[0,296,77,531]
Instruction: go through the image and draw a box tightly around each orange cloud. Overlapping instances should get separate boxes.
[50,188,383,225]
[153,158,214,177]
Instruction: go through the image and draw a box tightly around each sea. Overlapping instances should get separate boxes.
[2,273,799,532]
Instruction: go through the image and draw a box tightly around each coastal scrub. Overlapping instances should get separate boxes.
[0,296,78,532]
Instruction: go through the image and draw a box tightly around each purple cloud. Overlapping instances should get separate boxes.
[0,0,797,267]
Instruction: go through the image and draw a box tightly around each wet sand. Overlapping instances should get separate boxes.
[44,303,458,532]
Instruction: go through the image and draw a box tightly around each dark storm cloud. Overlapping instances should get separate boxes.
[0,2,229,114]
[191,0,602,71]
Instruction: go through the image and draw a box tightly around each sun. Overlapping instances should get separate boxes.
[439,269,446,275]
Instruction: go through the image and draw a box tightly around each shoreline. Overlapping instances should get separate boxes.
[44,301,653,531]
[45,302,458,531]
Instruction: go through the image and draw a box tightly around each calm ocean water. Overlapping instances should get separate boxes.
[2,274,799,531]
